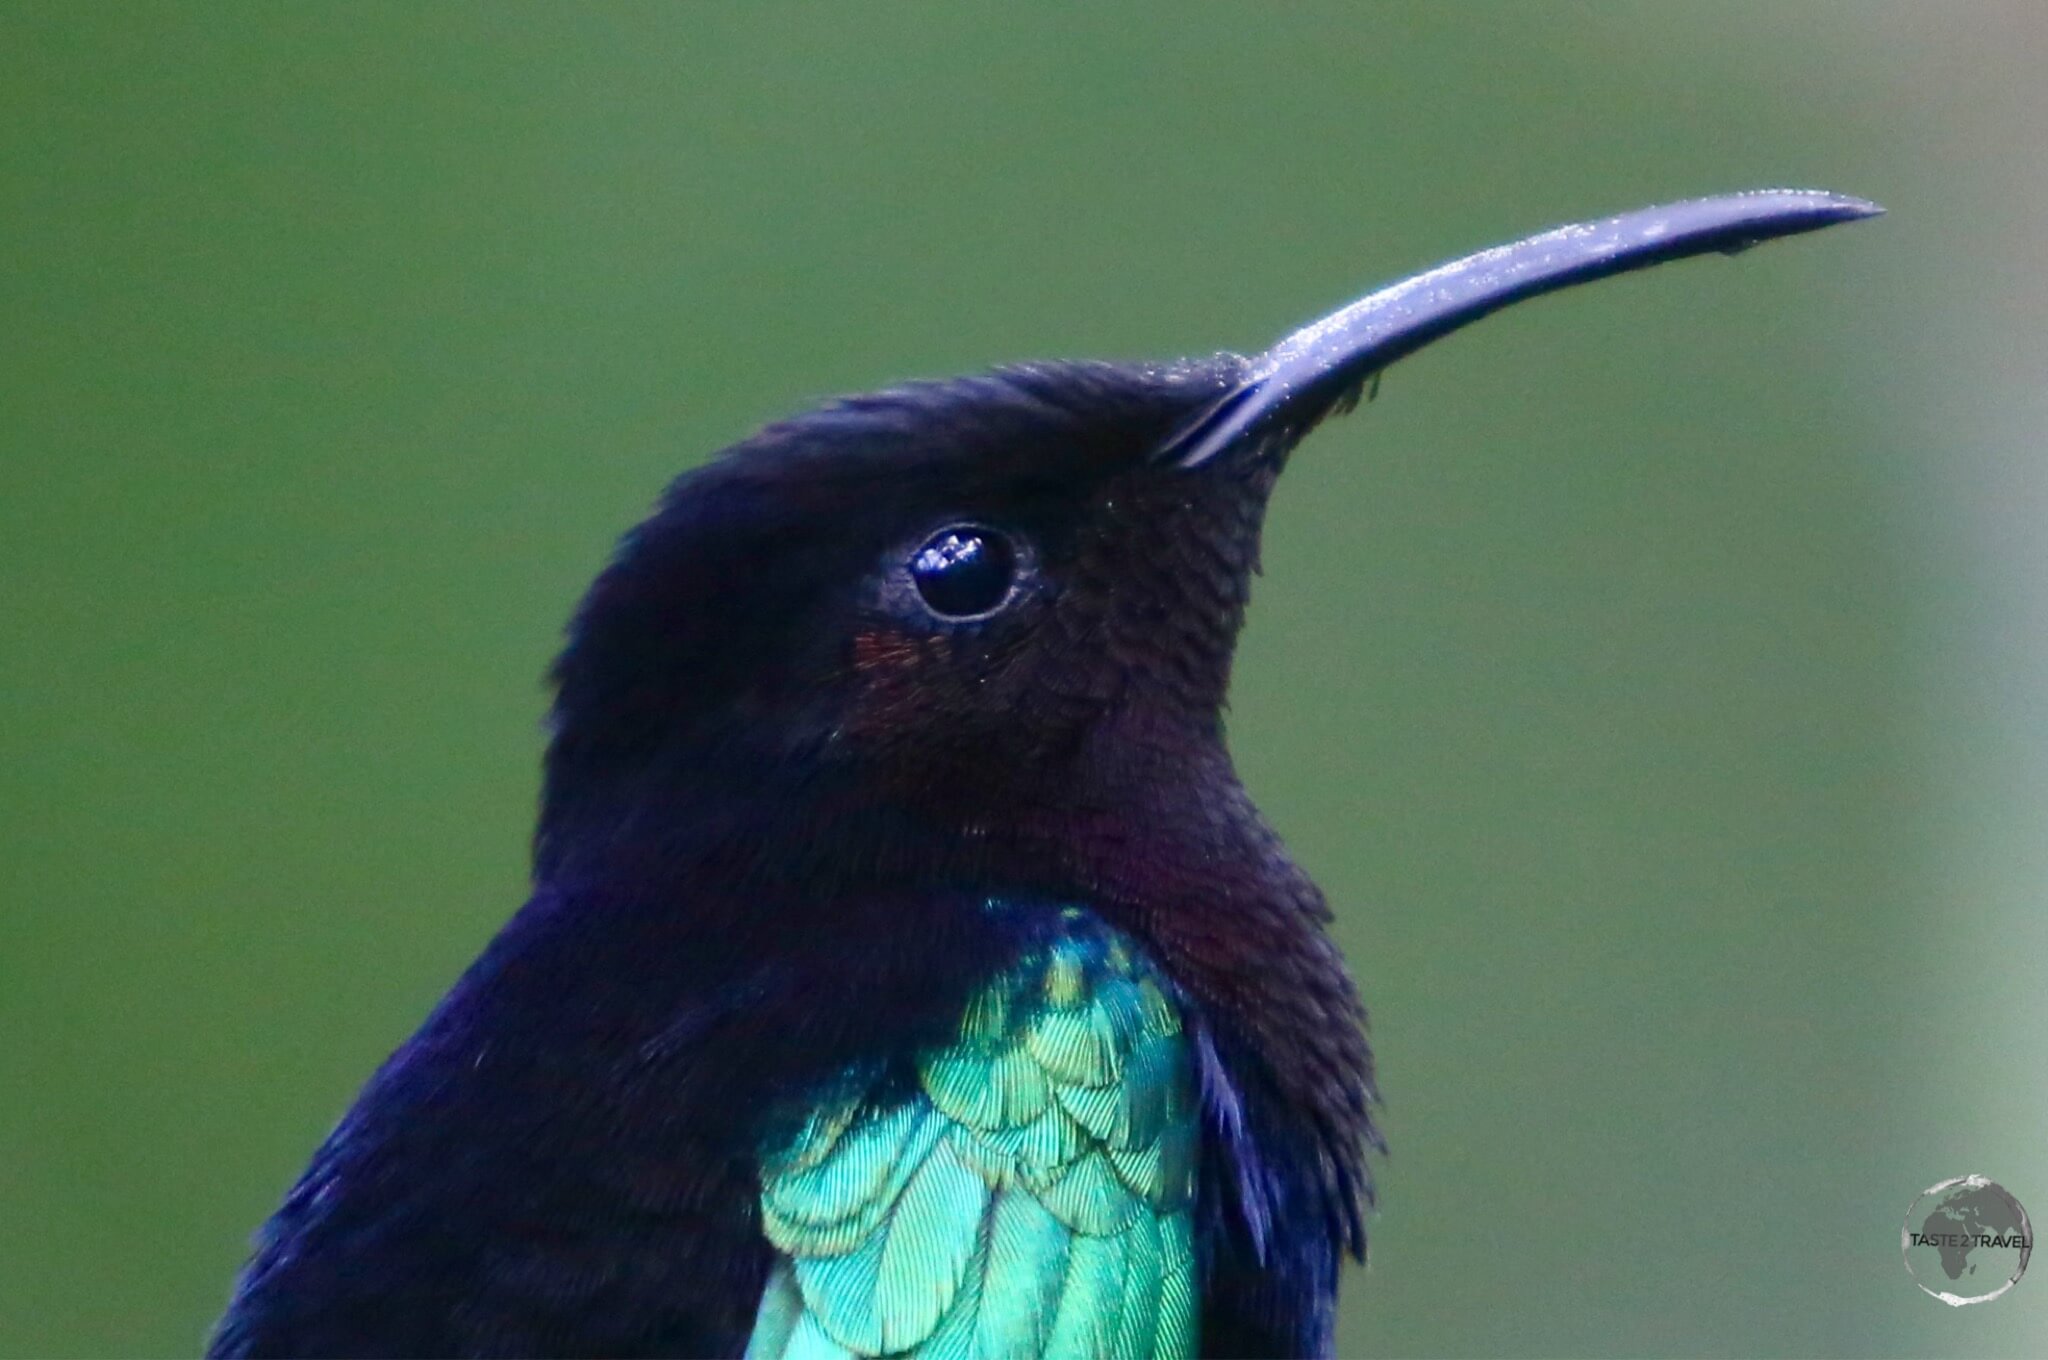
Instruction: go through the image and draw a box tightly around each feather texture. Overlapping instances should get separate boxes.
[748,917,1197,1360]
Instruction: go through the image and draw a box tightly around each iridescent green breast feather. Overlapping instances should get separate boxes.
[746,921,1199,1360]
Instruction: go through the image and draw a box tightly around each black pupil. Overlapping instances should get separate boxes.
[909,527,1015,618]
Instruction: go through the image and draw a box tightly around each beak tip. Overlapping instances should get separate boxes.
[1821,190,1885,216]
[1763,187,1885,222]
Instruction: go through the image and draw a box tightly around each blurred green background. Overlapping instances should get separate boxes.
[5,3,2045,1356]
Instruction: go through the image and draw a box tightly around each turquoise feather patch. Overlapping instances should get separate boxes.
[747,923,1198,1360]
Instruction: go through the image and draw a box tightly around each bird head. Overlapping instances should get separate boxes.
[539,191,1879,889]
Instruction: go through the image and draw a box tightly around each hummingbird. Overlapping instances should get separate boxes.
[211,191,1878,1359]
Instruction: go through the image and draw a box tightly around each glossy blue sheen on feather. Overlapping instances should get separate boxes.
[747,914,1198,1360]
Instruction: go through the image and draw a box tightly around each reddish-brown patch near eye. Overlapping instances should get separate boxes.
[850,629,925,675]
[843,627,958,743]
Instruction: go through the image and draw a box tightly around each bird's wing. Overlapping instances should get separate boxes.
[746,926,1200,1360]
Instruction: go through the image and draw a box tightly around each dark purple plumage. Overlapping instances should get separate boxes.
[211,192,1877,1359]
[216,359,1371,1357]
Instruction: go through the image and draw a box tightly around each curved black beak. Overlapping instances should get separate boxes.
[1160,189,1882,469]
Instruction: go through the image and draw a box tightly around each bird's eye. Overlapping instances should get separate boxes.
[908,525,1017,620]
